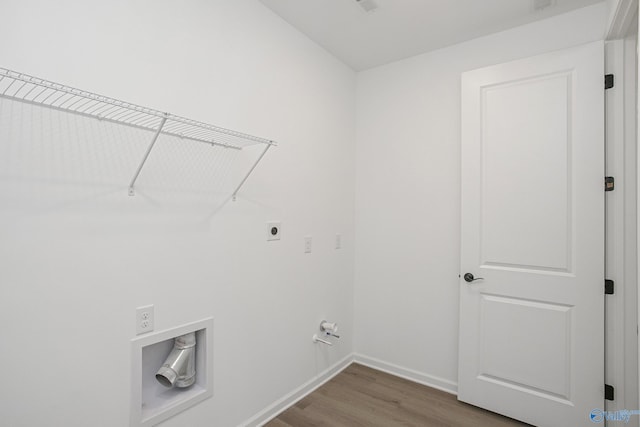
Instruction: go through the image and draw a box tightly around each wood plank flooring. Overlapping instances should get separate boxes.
[266,363,531,427]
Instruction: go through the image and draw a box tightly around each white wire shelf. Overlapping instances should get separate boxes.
[0,67,275,199]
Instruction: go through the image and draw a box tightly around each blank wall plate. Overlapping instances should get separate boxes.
[267,221,281,241]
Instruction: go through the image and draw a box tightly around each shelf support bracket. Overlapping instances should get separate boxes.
[232,143,272,201]
[128,115,168,196]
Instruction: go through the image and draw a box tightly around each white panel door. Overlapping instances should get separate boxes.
[459,41,604,427]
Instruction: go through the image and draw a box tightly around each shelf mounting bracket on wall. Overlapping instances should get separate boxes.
[128,115,168,196]
[0,67,277,201]
[231,143,272,202]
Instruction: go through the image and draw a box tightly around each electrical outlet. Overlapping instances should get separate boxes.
[267,221,281,241]
[136,305,154,335]
[304,236,312,254]
[335,234,342,249]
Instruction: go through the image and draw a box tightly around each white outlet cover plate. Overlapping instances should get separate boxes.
[136,305,155,335]
[267,221,281,241]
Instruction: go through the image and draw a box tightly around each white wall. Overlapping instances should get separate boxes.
[354,3,607,391]
[0,1,356,426]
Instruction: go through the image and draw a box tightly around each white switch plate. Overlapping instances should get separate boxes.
[335,234,342,249]
[267,221,281,241]
[136,305,154,335]
[304,236,312,253]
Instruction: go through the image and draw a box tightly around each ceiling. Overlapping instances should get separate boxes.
[259,0,604,71]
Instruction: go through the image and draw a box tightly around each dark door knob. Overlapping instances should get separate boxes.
[464,273,484,283]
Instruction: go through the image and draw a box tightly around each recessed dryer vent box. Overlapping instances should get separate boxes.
[131,318,213,427]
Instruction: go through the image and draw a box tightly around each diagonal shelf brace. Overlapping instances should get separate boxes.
[128,115,168,196]
[232,143,272,202]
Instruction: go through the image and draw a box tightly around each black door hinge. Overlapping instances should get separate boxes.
[605,279,614,295]
[605,74,615,90]
[605,177,615,192]
[605,384,615,401]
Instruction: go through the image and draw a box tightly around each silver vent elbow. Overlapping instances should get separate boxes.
[155,332,196,388]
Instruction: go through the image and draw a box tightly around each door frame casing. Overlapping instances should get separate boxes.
[604,0,639,420]
[605,38,639,423]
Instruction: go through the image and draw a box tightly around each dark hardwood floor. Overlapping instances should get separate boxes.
[266,363,530,427]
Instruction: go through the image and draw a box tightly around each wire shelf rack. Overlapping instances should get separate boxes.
[0,67,275,199]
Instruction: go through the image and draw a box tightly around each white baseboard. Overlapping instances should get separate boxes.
[353,353,458,395]
[240,353,355,427]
